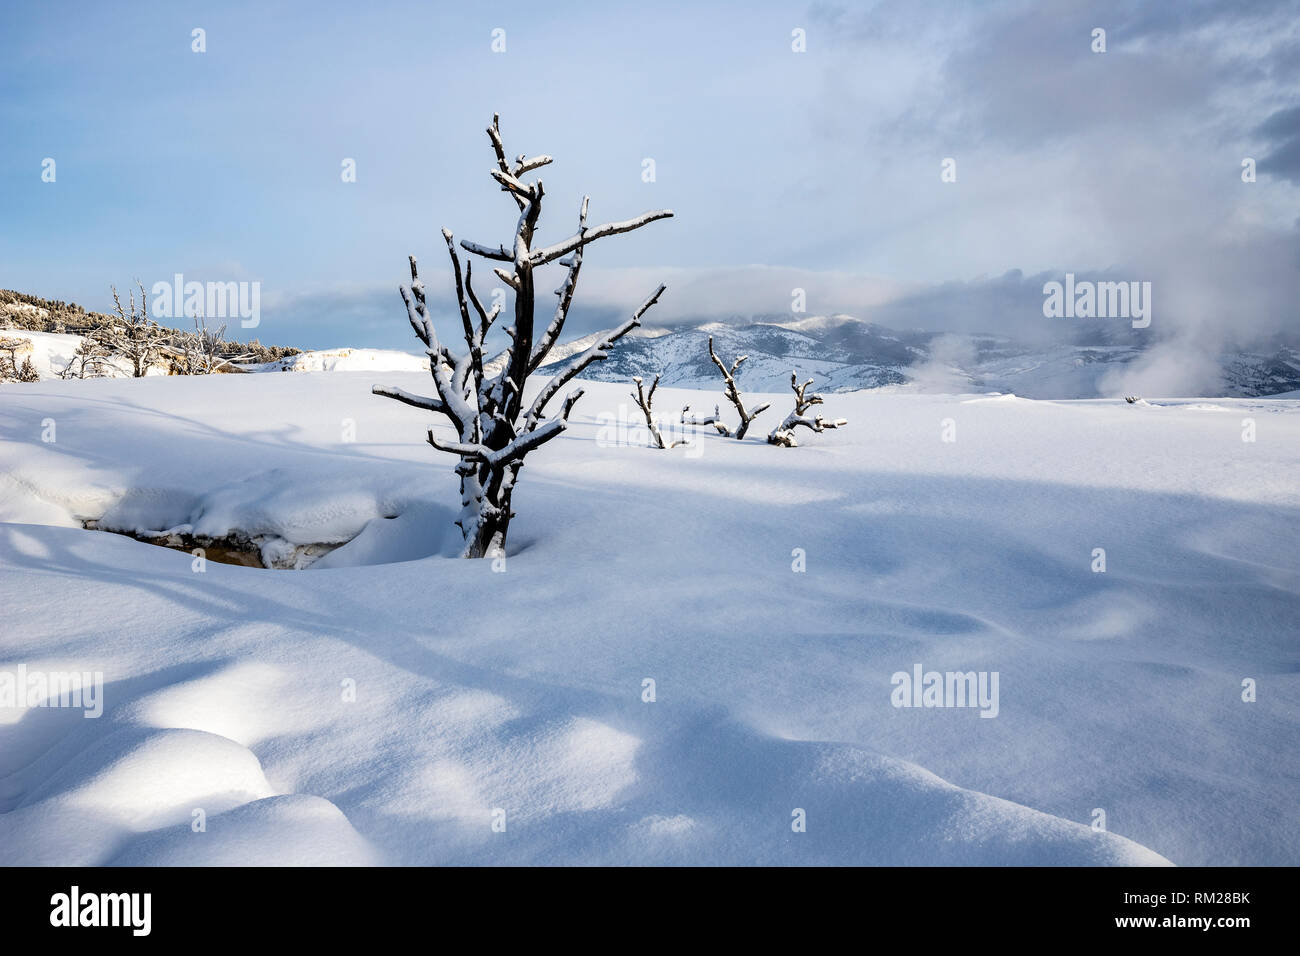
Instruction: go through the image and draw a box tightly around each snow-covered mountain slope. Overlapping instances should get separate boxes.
[536,316,1300,399]
[8,315,1296,399]
[538,319,926,393]
[2,372,1296,865]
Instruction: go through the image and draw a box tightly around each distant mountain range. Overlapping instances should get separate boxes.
[537,314,1300,398]
[7,285,1298,398]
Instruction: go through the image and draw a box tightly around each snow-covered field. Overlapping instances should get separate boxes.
[1,370,1296,865]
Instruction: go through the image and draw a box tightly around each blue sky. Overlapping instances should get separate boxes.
[2,0,1298,353]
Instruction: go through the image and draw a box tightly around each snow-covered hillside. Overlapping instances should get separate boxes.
[0,329,424,381]
[537,316,1300,399]
[8,316,1298,400]
[0,330,148,380]
[1,372,1296,865]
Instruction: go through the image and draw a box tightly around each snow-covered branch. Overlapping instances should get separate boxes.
[371,385,446,413]
[490,167,538,201]
[397,257,475,432]
[707,336,770,439]
[513,154,553,176]
[527,209,675,267]
[528,197,588,375]
[442,229,485,386]
[680,404,722,427]
[487,113,526,212]
[767,371,847,447]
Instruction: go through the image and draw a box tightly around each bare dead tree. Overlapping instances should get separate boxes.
[0,336,39,382]
[631,374,688,449]
[373,114,673,559]
[704,335,770,439]
[192,318,252,373]
[104,282,167,377]
[58,334,114,379]
[160,317,254,375]
[164,331,202,375]
[0,336,25,379]
[767,371,847,447]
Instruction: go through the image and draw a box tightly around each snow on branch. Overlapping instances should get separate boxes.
[459,207,675,266]
[527,197,588,375]
[707,335,770,439]
[490,167,538,201]
[388,255,475,432]
[513,154,553,176]
[680,403,722,427]
[487,113,526,212]
[527,209,675,267]
[767,371,847,447]
[460,239,514,261]
[371,385,446,413]
[441,228,486,386]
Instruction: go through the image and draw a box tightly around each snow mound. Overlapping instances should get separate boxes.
[109,794,378,866]
[0,727,276,865]
[90,471,457,569]
[249,347,428,373]
[961,392,1021,403]
[565,715,1168,866]
[0,657,378,866]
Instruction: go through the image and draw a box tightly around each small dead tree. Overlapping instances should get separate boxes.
[0,337,24,380]
[58,334,114,379]
[190,318,252,373]
[767,371,847,447]
[374,114,673,559]
[105,282,167,377]
[701,335,770,439]
[158,315,253,374]
[165,330,202,375]
[631,374,688,449]
[0,337,39,382]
